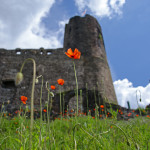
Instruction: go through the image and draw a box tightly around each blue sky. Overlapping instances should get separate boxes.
[0,0,150,109]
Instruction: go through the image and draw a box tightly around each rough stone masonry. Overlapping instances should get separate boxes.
[0,14,118,114]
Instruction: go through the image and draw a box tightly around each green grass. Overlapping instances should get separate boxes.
[0,112,150,150]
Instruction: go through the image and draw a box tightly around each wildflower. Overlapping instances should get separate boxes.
[132,110,135,112]
[100,115,102,117]
[101,109,104,111]
[136,114,139,117]
[128,113,132,116]
[65,110,67,112]
[3,113,6,117]
[110,126,113,128]
[100,105,104,109]
[21,96,28,104]
[120,112,123,115]
[71,109,74,113]
[65,48,81,59]
[89,110,91,112]
[93,108,95,111]
[57,79,64,85]
[15,110,18,114]
[92,117,95,119]
[43,109,47,112]
[51,85,56,90]
[118,109,121,112]
[147,115,150,118]
[15,72,23,85]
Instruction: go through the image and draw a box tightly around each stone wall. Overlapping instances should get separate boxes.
[0,14,117,114]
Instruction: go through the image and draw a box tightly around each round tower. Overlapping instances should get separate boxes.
[64,14,118,104]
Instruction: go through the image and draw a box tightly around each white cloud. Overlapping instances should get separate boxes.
[110,0,126,15]
[0,0,67,49]
[114,78,150,109]
[74,0,126,18]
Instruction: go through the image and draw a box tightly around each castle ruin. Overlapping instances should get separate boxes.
[0,14,117,114]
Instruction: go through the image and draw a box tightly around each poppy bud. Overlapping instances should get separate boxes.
[48,91,54,97]
[15,72,23,85]
[35,78,39,84]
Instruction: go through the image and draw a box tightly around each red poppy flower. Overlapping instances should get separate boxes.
[100,105,104,109]
[51,85,56,90]
[57,79,64,85]
[65,48,81,59]
[43,109,47,112]
[21,96,27,104]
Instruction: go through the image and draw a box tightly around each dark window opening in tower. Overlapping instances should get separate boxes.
[2,80,15,88]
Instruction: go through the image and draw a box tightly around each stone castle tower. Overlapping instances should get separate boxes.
[0,14,117,113]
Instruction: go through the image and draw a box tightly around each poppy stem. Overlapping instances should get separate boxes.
[73,61,78,116]
[59,86,62,119]
[19,58,36,149]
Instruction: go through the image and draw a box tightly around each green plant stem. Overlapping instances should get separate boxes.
[19,58,36,150]
[80,90,82,112]
[73,61,78,116]
[86,83,88,115]
[59,86,62,119]
[39,75,43,125]
[136,90,142,116]
[38,75,43,150]
[47,83,51,146]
